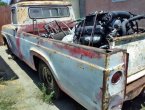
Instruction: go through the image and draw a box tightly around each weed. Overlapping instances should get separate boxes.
[141,104,145,110]
[0,97,16,110]
[39,83,54,104]
[0,80,17,110]
[0,78,6,85]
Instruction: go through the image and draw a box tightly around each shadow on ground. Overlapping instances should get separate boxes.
[122,90,145,110]
[0,56,18,81]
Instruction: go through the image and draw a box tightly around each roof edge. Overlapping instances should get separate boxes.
[14,1,71,6]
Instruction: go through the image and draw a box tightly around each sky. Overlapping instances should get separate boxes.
[2,0,10,3]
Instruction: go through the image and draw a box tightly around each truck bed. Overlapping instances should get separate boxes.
[115,33,145,83]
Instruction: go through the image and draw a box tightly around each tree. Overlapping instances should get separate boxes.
[0,0,7,6]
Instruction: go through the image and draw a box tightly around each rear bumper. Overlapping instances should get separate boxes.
[125,75,145,101]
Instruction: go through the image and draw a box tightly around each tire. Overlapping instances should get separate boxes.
[38,61,61,99]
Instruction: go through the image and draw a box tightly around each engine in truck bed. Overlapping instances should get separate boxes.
[71,11,145,49]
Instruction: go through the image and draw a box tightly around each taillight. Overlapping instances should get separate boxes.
[111,71,122,84]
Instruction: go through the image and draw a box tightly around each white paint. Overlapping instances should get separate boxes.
[127,69,145,84]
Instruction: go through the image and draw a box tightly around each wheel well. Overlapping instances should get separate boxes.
[33,56,41,71]
[33,55,62,94]
[2,36,7,45]
[33,55,56,79]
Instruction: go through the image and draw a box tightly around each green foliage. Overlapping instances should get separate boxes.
[0,80,16,110]
[0,0,7,6]
[39,83,54,104]
[0,97,16,110]
[141,104,145,110]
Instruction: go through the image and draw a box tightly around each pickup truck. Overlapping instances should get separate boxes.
[1,1,145,110]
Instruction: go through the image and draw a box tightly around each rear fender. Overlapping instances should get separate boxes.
[30,47,59,82]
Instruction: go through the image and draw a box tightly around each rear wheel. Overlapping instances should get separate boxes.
[38,61,61,99]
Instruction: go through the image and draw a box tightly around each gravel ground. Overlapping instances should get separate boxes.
[0,46,144,110]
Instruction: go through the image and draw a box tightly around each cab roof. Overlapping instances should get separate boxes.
[13,1,71,7]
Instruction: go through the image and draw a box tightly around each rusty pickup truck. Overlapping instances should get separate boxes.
[1,1,145,110]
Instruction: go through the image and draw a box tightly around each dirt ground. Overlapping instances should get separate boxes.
[0,46,145,110]
[0,46,78,110]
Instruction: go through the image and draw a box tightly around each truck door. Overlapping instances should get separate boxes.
[6,7,19,56]
[11,7,23,58]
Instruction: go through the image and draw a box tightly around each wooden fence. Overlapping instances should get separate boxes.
[0,6,11,45]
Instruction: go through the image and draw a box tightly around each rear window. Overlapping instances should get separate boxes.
[29,6,70,19]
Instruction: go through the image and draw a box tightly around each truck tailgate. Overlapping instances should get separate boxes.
[114,33,145,83]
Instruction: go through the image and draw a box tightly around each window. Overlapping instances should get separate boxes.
[51,8,59,17]
[42,8,51,18]
[29,8,43,19]
[29,6,70,19]
[11,8,17,24]
[112,0,127,2]
[59,7,70,17]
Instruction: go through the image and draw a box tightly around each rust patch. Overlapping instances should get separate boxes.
[20,23,46,35]
[19,20,75,35]
[96,88,103,100]
[38,38,45,45]
[16,29,23,59]
[54,43,103,59]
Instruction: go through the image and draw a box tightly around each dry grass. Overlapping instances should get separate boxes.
[0,80,23,110]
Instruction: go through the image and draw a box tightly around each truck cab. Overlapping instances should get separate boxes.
[4,1,75,36]
[2,1,75,56]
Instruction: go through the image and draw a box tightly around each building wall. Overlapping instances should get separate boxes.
[0,6,11,45]
[69,0,80,19]
[85,0,145,26]
[85,0,145,15]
